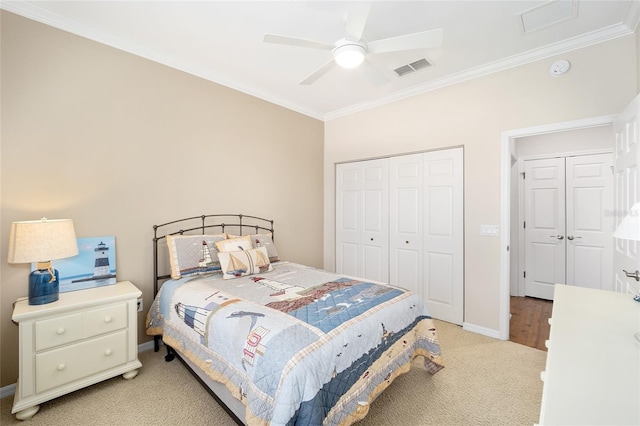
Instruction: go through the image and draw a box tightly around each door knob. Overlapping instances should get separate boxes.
[567,236,582,240]
[550,235,564,240]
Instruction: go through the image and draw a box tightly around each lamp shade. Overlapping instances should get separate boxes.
[7,218,79,263]
[613,202,640,241]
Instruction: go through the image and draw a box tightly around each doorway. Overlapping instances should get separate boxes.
[498,114,617,340]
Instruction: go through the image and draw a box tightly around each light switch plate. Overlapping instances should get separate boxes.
[480,225,499,236]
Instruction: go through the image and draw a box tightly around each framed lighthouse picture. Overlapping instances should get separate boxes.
[36,236,118,293]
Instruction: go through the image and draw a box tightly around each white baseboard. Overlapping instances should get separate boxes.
[463,321,503,340]
[138,340,155,353]
[0,383,16,400]
[1,340,157,400]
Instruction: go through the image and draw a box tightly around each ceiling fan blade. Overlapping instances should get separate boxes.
[368,28,443,54]
[299,60,337,85]
[345,1,371,41]
[361,59,389,86]
[263,34,334,51]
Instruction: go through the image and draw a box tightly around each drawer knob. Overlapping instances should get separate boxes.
[544,340,550,348]
[104,316,112,323]
[540,371,546,382]
[105,349,113,356]
[56,328,65,335]
[57,363,66,371]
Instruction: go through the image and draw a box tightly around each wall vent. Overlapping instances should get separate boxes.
[517,0,579,34]
[394,58,432,77]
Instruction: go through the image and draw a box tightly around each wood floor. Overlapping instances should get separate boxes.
[509,296,553,351]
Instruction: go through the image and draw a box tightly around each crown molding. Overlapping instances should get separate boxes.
[2,1,636,122]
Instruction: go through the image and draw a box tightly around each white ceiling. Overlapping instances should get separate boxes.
[3,1,639,120]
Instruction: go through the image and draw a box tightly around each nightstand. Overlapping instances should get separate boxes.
[11,281,142,420]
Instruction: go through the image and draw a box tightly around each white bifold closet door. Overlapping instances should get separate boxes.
[336,148,464,325]
[335,158,389,282]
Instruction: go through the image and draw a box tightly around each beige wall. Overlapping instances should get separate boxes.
[324,35,638,334]
[0,12,324,387]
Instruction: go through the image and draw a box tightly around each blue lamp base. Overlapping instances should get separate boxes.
[29,268,59,305]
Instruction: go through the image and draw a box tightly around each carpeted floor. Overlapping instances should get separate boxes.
[1,320,546,425]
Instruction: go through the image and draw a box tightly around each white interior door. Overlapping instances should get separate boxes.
[422,148,464,325]
[389,153,423,296]
[565,153,614,290]
[524,157,566,299]
[335,158,389,282]
[524,153,614,299]
[613,94,640,295]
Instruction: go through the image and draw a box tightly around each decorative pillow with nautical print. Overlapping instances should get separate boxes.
[218,246,273,279]
[227,233,280,262]
[215,235,253,253]
[166,234,227,279]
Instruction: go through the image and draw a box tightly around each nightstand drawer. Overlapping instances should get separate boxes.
[35,313,84,351]
[36,330,127,393]
[34,303,128,351]
[84,303,127,338]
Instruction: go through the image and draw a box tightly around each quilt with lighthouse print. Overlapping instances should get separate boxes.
[147,262,443,425]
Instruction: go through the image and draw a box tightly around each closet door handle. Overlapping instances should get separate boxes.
[550,235,564,240]
[567,236,581,240]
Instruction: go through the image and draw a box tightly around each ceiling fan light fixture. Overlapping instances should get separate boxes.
[333,44,366,69]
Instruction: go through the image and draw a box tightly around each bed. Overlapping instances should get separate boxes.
[146,214,444,425]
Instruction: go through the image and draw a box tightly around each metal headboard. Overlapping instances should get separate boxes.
[152,214,274,296]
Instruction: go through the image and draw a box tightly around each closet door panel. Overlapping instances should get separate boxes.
[423,148,464,324]
[336,163,361,276]
[360,161,389,281]
[390,154,422,294]
[336,158,388,281]
[362,184,386,280]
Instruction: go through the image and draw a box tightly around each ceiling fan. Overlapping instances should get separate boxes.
[263,2,443,85]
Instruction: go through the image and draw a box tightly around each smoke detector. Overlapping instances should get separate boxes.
[549,60,571,76]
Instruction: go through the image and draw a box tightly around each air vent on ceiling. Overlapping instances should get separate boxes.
[518,0,579,34]
[394,58,432,77]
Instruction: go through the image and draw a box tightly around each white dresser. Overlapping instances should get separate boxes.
[11,281,142,420]
[539,284,640,425]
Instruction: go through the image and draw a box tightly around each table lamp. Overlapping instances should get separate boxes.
[612,203,640,299]
[613,203,640,345]
[7,218,79,305]
[613,202,640,242]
